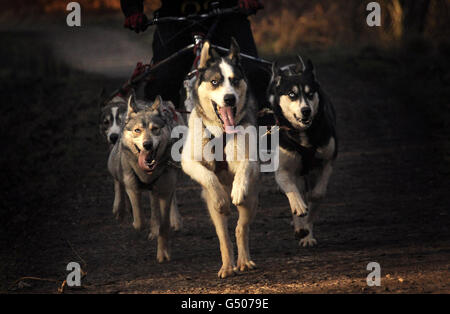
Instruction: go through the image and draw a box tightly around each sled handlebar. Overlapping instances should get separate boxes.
[146,6,245,26]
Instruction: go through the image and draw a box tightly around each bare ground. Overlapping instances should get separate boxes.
[0,26,449,294]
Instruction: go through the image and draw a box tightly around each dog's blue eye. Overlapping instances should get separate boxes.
[211,80,218,86]
[288,92,296,98]
[134,128,141,133]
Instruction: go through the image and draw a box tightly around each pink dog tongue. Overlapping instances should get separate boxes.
[138,151,153,172]
[218,106,238,134]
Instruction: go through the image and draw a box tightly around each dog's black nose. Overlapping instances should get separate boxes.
[224,94,236,107]
[301,107,311,118]
[109,133,119,144]
[143,141,153,151]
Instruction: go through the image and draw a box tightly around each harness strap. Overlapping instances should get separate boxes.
[259,108,323,176]
[162,106,180,123]
[142,150,179,189]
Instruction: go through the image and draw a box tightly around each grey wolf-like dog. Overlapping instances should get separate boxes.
[108,94,184,262]
[99,92,183,232]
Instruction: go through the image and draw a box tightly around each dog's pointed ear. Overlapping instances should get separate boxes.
[304,58,317,78]
[228,37,240,64]
[294,55,306,74]
[126,90,139,116]
[152,95,162,111]
[198,41,219,69]
[198,41,211,69]
[271,61,282,87]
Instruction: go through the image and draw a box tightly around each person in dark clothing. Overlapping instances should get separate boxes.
[120,0,269,108]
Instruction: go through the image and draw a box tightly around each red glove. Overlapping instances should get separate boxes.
[238,0,264,14]
[118,62,149,96]
[130,62,147,79]
[124,13,148,33]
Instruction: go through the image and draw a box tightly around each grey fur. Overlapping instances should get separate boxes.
[108,94,184,262]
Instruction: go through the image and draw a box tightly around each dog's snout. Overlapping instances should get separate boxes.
[143,141,153,151]
[224,94,236,107]
[109,133,119,144]
[301,107,311,118]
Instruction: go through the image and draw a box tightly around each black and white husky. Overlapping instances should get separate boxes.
[99,94,128,149]
[268,57,337,247]
[181,39,259,278]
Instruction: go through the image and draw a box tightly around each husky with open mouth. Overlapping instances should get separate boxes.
[268,57,338,247]
[108,94,184,262]
[181,38,260,278]
[99,91,183,232]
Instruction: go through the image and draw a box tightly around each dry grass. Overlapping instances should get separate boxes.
[250,0,450,54]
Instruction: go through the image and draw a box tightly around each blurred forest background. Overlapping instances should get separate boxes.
[3,0,449,53]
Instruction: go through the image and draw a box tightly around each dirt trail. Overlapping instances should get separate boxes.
[50,24,152,78]
[2,25,449,294]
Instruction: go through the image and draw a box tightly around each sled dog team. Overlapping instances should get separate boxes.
[99,39,337,278]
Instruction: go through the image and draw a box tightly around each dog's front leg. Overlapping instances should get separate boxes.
[182,159,230,215]
[230,160,259,206]
[202,189,235,278]
[310,161,333,201]
[112,180,126,221]
[125,187,144,231]
[148,192,160,240]
[124,191,132,216]
[295,161,333,247]
[169,194,183,231]
[293,212,317,247]
[275,168,309,216]
[153,191,172,263]
[235,188,258,272]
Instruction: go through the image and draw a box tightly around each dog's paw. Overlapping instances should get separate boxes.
[170,211,183,231]
[235,259,257,272]
[132,220,143,231]
[231,183,248,206]
[112,203,126,222]
[231,185,247,206]
[148,218,161,239]
[289,196,308,217]
[148,229,159,240]
[299,234,317,247]
[113,209,125,222]
[295,228,310,240]
[157,248,171,263]
[218,264,236,279]
[170,215,183,232]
